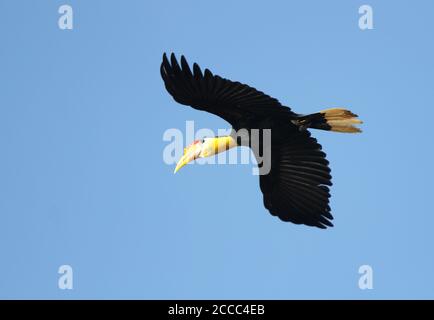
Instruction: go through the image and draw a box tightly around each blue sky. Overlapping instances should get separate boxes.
[1,0,433,299]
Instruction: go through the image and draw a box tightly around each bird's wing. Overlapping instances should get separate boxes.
[257,130,333,228]
[160,53,294,127]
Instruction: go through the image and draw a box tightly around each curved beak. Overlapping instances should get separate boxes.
[174,143,201,174]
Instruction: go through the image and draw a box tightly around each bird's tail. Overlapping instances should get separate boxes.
[297,108,363,133]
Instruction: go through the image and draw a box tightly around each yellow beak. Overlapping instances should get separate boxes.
[174,143,200,174]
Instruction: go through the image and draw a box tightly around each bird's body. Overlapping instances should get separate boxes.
[161,53,362,229]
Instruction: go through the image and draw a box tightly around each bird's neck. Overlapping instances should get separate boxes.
[207,135,237,156]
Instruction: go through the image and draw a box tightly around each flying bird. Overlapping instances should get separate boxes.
[160,53,362,229]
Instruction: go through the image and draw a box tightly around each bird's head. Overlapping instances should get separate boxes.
[174,138,206,174]
[174,136,237,173]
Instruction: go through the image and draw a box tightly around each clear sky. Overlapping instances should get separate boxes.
[1,0,433,299]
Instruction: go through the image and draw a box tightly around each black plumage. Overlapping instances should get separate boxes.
[161,53,361,229]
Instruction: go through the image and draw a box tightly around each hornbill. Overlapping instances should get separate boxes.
[160,53,362,229]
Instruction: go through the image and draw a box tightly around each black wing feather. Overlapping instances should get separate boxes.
[160,53,293,127]
[259,130,333,229]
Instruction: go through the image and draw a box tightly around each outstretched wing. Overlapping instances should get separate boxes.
[160,53,294,128]
[258,130,333,228]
